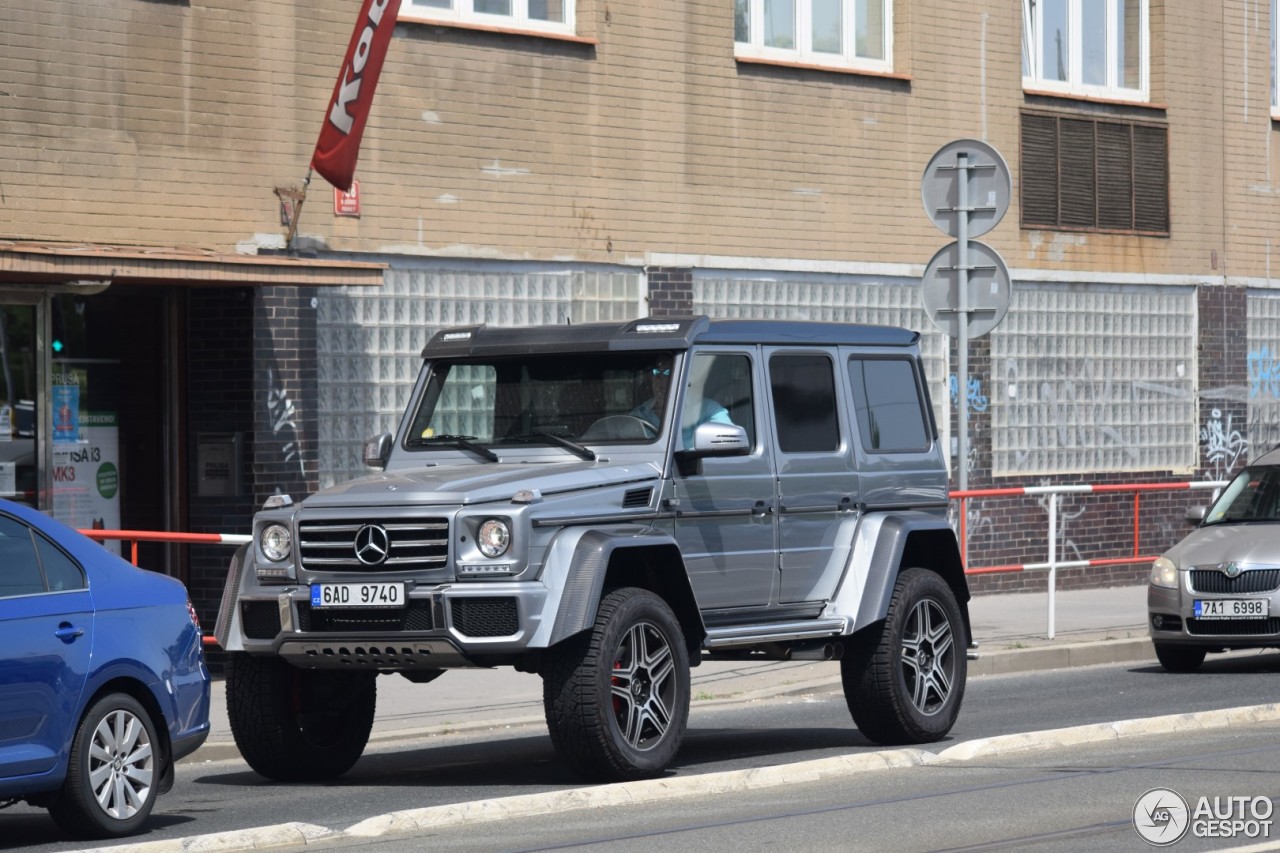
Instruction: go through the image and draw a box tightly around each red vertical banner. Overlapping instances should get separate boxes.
[311,0,402,192]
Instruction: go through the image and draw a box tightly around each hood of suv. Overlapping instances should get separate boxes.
[301,460,662,509]
[1166,522,1280,568]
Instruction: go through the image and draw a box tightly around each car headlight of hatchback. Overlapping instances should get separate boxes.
[476,518,511,558]
[1150,556,1178,589]
[261,523,292,562]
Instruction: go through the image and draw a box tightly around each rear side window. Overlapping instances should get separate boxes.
[849,358,931,452]
[0,515,45,597]
[769,354,839,453]
[34,533,86,592]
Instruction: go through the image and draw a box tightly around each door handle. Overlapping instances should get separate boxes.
[752,501,773,516]
[54,623,84,641]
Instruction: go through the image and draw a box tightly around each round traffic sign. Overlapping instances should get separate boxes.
[921,139,1011,239]
[920,239,1011,339]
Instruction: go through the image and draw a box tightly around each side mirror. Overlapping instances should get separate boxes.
[1185,505,1207,525]
[689,421,750,456]
[363,432,393,469]
[674,422,750,475]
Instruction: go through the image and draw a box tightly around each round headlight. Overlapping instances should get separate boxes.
[476,519,511,558]
[261,523,292,562]
[1150,556,1178,589]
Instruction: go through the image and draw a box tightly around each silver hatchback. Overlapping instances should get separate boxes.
[1149,448,1280,671]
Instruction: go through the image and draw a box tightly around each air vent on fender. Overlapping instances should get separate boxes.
[623,487,653,509]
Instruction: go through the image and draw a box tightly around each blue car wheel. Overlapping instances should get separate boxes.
[48,692,160,839]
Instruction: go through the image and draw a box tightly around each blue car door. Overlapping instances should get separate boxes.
[0,515,92,780]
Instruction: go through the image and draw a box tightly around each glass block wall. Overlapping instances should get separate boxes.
[991,283,1197,476]
[316,266,643,487]
[692,274,950,462]
[1247,291,1280,462]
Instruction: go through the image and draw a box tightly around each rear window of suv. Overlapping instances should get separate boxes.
[848,357,931,453]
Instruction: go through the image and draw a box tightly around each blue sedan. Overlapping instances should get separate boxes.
[0,499,210,838]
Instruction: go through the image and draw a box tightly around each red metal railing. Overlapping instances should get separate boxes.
[78,528,251,567]
[952,481,1227,576]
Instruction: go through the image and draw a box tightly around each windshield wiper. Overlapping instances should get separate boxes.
[405,434,499,462]
[503,431,596,461]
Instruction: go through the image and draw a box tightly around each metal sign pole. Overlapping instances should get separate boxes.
[957,152,970,493]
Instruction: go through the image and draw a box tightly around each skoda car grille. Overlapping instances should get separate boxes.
[1189,568,1280,595]
[299,517,449,573]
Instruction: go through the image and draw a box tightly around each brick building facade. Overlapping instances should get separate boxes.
[4,1,1280,622]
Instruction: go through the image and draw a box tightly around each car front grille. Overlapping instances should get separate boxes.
[1189,568,1280,594]
[450,597,519,637]
[296,600,435,633]
[1186,617,1280,636]
[299,517,449,573]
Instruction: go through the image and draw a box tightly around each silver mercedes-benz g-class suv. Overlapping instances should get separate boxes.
[216,316,970,782]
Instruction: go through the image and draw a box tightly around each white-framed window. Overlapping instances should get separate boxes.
[734,0,892,73]
[1022,0,1148,101]
[400,0,576,38]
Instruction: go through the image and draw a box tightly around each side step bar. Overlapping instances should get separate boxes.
[704,618,848,649]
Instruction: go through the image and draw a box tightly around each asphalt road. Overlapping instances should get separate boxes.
[344,723,1280,853]
[4,653,1280,851]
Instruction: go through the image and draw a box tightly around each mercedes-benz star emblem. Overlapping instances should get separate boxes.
[354,524,390,566]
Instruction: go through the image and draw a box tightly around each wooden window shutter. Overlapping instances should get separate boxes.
[1096,122,1135,230]
[1058,118,1097,228]
[1133,124,1170,233]
[1020,113,1059,228]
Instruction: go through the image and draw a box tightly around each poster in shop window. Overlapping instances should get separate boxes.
[52,368,121,553]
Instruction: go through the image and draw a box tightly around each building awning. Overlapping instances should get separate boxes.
[0,240,385,289]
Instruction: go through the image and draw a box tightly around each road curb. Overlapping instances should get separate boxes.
[79,821,340,853]
[966,637,1155,677]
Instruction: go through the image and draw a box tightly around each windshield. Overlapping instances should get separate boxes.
[405,352,677,449]
[1203,465,1280,524]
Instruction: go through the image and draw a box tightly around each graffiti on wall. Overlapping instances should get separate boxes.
[1248,347,1280,400]
[996,357,1192,473]
[1200,407,1248,481]
[1246,347,1280,462]
[949,374,989,415]
[266,368,305,480]
[1035,478,1086,563]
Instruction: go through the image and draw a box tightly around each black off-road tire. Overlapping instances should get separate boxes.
[543,587,690,782]
[48,693,161,839]
[1154,642,1206,673]
[226,653,376,781]
[842,568,967,745]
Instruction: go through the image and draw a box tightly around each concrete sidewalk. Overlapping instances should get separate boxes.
[189,583,1154,764]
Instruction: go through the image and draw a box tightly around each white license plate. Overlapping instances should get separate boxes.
[311,582,405,609]
[1194,598,1270,619]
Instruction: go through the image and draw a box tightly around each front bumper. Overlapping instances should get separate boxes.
[1147,578,1280,649]
[234,582,550,668]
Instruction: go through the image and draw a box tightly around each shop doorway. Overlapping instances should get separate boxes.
[50,287,185,575]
